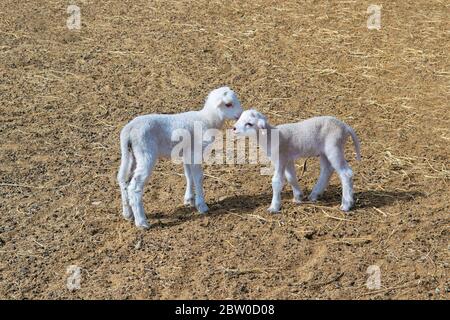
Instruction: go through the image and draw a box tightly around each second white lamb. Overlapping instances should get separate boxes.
[232,109,361,213]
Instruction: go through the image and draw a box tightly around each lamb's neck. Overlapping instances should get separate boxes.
[259,124,278,158]
[200,108,225,129]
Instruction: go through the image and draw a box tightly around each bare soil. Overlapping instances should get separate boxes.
[0,0,449,299]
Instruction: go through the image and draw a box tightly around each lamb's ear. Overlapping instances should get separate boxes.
[257,118,267,135]
[257,118,267,129]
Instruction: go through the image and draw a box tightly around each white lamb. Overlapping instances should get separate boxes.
[117,87,243,229]
[232,109,361,213]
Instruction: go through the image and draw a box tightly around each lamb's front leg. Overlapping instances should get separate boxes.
[268,159,286,213]
[183,163,195,207]
[285,160,303,203]
[190,164,209,213]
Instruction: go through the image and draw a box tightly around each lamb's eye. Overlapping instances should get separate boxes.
[246,123,253,127]
[225,102,233,108]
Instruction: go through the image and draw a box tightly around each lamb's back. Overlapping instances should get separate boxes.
[276,116,346,159]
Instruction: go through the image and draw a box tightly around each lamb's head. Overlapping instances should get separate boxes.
[204,86,243,120]
[232,109,268,136]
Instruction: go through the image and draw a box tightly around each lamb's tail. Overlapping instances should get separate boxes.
[346,125,361,161]
[117,126,135,184]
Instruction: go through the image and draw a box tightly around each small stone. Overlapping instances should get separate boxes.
[304,229,316,240]
[200,219,210,227]
[239,284,249,294]
[134,239,142,250]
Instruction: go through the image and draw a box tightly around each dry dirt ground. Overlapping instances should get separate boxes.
[0,1,449,299]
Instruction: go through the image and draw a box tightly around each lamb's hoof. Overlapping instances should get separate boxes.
[196,203,209,214]
[292,198,302,204]
[184,198,195,207]
[123,215,133,222]
[340,203,353,212]
[122,211,134,221]
[267,206,281,213]
[135,220,150,230]
[308,194,318,202]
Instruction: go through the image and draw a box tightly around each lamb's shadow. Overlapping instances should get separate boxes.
[151,187,424,228]
[318,186,425,209]
[151,192,276,229]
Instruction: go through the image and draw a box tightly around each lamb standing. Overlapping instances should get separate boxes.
[117,87,243,229]
[232,109,361,213]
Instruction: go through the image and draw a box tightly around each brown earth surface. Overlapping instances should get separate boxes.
[0,0,449,299]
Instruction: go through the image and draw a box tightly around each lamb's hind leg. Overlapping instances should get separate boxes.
[118,153,135,221]
[308,155,334,202]
[183,163,195,207]
[326,148,354,212]
[285,160,303,203]
[128,149,156,229]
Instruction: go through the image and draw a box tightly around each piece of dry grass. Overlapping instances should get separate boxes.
[322,209,356,222]
[218,266,277,275]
